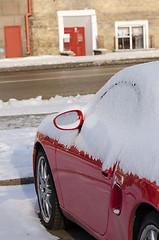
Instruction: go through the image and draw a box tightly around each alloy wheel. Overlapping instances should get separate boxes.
[37,155,52,223]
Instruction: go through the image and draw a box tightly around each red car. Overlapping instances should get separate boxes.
[33,62,159,240]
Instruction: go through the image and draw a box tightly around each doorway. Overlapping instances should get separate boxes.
[4,26,22,58]
[58,10,97,56]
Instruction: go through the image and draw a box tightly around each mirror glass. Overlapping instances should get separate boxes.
[54,110,83,130]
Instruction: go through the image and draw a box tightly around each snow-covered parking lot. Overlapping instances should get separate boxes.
[0,184,59,240]
[0,94,92,240]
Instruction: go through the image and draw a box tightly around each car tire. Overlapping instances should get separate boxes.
[35,148,64,230]
[137,211,159,240]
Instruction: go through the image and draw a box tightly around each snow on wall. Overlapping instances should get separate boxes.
[38,61,159,184]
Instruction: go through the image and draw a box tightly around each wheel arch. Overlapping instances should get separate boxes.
[33,142,49,192]
[33,142,44,174]
[131,203,159,240]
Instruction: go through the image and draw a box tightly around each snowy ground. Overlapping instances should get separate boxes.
[0,94,92,240]
[0,94,93,117]
[0,184,59,240]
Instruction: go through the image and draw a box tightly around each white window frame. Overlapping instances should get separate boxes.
[115,20,149,51]
[57,10,98,53]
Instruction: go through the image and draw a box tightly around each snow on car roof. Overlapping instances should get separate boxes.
[38,61,159,185]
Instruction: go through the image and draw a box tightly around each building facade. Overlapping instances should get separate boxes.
[0,0,159,58]
[0,0,28,58]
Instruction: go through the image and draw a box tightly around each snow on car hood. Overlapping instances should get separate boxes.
[38,61,159,185]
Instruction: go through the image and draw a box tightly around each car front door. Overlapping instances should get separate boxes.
[56,144,112,235]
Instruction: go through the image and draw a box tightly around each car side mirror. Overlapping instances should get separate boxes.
[53,110,84,130]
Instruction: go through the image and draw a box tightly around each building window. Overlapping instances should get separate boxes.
[115,21,148,51]
[118,27,130,49]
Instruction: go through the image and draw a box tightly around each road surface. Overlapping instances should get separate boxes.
[0,64,133,101]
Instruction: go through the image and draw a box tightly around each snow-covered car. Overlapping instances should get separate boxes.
[33,61,159,240]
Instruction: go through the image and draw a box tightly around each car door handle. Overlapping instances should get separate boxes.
[102,169,112,179]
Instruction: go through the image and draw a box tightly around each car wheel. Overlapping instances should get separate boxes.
[137,211,159,240]
[36,149,64,230]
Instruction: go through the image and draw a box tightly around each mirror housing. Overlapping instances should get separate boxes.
[53,110,84,130]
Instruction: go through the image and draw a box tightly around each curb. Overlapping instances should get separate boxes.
[0,177,34,186]
[0,57,159,73]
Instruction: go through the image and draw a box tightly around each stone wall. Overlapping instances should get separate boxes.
[30,0,159,55]
[30,0,58,55]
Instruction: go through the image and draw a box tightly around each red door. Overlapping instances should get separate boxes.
[4,26,22,58]
[64,27,86,56]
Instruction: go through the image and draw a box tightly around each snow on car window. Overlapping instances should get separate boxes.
[75,81,140,167]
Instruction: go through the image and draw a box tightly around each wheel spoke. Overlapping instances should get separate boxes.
[43,162,47,179]
[40,159,45,179]
[46,194,52,209]
[38,184,42,197]
[45,200,51,219]
[150,230,158,240]
[39,174,43,186]
[45,174,50,183]
[46,186,52,194]
[42,196,51,218]
[42,199,48,217]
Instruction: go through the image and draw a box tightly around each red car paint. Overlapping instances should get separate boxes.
[33,131,159,240]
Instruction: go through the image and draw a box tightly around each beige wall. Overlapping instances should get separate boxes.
[1,0,159,57]
[30,0,159,56]
[30,0,58,55]
[0,0,28,58]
